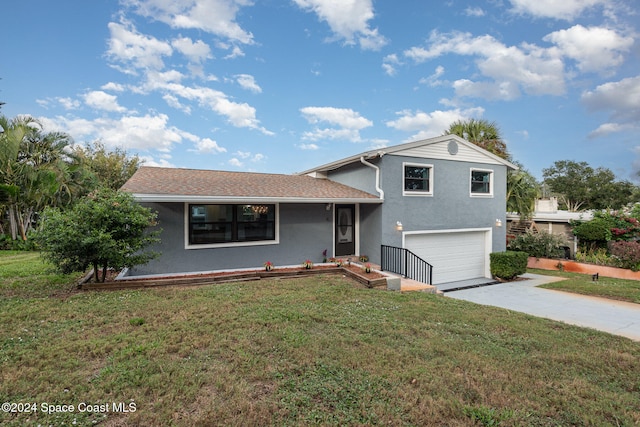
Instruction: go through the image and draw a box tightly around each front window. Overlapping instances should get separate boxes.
[189,204,276,245]
[404,163,433,195]
[470,169,493,196]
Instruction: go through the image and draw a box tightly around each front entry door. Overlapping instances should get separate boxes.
[335,205,355,256]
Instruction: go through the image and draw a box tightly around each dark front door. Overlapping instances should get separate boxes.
[335,205,355,256]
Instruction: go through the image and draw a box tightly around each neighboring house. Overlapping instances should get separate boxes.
[121,134,517,284]
[507,197,594,258]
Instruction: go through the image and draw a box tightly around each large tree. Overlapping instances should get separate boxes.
[543,160,636,211]
[444,118,510,160]
[71,141,142,191]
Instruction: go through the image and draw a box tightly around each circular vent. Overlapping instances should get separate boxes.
[448,140,459,155]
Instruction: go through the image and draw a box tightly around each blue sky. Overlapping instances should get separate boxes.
[2,0,639,182]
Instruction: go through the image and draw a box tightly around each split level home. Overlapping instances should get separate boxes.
[121,134,517,285]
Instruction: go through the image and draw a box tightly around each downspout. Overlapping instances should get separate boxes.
[360,155,384,200]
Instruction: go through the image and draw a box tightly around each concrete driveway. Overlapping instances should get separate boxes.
[446,273,640,342]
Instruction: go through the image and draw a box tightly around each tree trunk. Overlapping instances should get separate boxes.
[17,208,32,241]
[101,264,108,283]
[93,262,99,283]
[8,205,18,240]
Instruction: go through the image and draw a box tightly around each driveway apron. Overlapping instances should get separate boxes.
[446,273,640,342]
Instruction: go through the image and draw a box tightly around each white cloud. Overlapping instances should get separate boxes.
[298,143,319,150]
[224,45,245,59]
[40,113,185,152]
[404,31,566,99]
[228,158,243,167]
[124,0,254,44]
[582,75,640,136]
[385,107,485,140]
[101,82,126,92]
[588,122,635,138]
[192,138,227,154]
[138,155,176,168]
[142,80,272,134]
[83,91,128,113]
[419,65,446,87]
[293,0,387,50]
[106,21,173,72]
[300,106,373,142]
[162,94,191,113]
[56,97,81,110]
[452,79,521,101]
[235,74,262,93]
[508,0,607,20]
[382,54,400,76]
[464,7,485,17]
[544,25,633,73]
[171,36,212,63]
[233,150,266,162]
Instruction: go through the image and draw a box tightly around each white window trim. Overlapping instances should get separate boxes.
[184,203,280,250]
[403,162,434,197]
[470,168,494,197]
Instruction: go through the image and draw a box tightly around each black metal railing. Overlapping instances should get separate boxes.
[380,245,433,284]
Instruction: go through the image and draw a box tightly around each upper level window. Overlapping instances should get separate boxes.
[188,204,276,245]
[470,169,493,196]
[404,163,433,196]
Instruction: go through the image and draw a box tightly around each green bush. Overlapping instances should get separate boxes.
[490,251,528,280]
[572,218,612,250]
[507,230,567,258]
[35,189,161,282]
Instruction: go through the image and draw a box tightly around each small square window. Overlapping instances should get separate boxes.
[471,169,492,196]
[404,164,433,195]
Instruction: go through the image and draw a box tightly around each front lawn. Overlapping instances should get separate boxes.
[531,268,640,304]
[1,251,639,426]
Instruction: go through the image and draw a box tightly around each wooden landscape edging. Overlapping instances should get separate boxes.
[80,266,388,291]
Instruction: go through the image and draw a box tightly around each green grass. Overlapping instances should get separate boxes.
[0,251,84,298]
[531,268,640,304]
[1,251,639,426]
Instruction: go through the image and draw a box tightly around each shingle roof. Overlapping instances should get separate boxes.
[121,167,380,202]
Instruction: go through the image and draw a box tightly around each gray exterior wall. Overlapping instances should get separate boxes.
[328,154,508,265]
[129,202,335,276]
[377,154,507,255]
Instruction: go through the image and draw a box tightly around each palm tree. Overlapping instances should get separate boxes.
[0,115,78,240]
[507,166,540,220]
[444,118,510,160]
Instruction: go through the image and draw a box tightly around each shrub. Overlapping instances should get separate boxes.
[609,241,640,271]
[507,230,567,258]
[35,189,161,282]
[490,251,528,280]
[572,218,612,250]
[575,248,614,266]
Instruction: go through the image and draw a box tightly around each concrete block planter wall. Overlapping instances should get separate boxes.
[527,257,640,281]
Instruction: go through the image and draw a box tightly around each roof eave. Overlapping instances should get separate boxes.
[130,193,383,204]
[299,134,518,174]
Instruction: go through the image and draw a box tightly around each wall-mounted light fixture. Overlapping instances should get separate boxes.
[396,221,403,231]
[325,203,332,211]
[495,219,503,227]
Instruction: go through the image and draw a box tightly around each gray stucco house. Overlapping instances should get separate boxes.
[121,134,517,284]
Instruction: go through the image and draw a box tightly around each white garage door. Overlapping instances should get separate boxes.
[405,230,489,285]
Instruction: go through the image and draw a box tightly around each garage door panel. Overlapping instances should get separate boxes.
[405,231,488,284]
